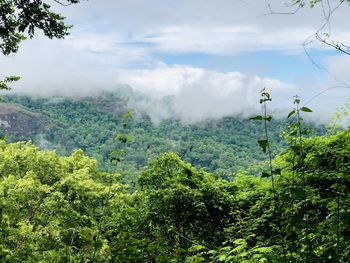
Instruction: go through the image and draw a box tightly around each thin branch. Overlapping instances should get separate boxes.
[265,0,349,86]
[302,40,341,82]
[315,33,350,55]
[53,0,74,6]
[262,1,304,16]
[303,85,350,106]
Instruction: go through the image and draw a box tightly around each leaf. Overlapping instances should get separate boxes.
[260,98,272,104]
[258,140,269,153]
[301,129,309,135]
[290,131,298,136]
[290,145,301,153]
[300,106,313,112]
[250,115,263,121]
[265,116,272,122]
[272,168,281,175]
[293,188,305,199]
[110,157,121,163]
[4,76,21,82]
[261,171,271,178]
[217,254,227,261]
[123,109,133,119]
[287,109,296,119]
[189,245,205,252]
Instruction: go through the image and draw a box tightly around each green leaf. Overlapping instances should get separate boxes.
[4,76,21,82]
[300,106,312,112]
[258,140,269,153]
[189,245,205,252]
[250,115,263,121]
[260,98,272,104]
[261,171,271,178]
[290,145,301,153]
[290,131,298,136]
[265,116,272,122]
[293,188,305,199]
[123,109,133,119]
[0,75,21,90]
[300,129,309,135]
[272,168,281,175]
[287,109,296,119]
[217,254,227,261]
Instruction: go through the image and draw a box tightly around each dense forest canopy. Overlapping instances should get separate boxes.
[1,127,350,262]
[0,92,293,185]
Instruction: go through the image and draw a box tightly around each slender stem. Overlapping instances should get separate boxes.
[91,170,115,262]
[295,103,303,154]
[336,188,340,259]
[263,99,274,191]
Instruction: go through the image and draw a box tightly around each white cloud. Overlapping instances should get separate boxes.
[135,25,315,55]
[117,65,298,122]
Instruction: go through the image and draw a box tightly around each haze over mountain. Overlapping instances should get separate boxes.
[2,0,350,123]
[0,91,296,185]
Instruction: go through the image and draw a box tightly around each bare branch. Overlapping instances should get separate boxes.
[262,1,304,16]
[53,0,75,6]
[315,33,350,55]
[304,85,350,106]
[302,39,341,82]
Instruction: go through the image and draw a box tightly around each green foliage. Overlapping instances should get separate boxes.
[0,127,349,262]
[0,76,20,91]
[250,88,277,185]
[0,91,348,262]
[1,0,81,90]
[291,0,349,8]
[275,131,350,262]
[0,0,80,55]
[134,152,236,261]
[327,99,350,134]
[2,93,287,185]
[0,141,126,262]
[187,238,280,263]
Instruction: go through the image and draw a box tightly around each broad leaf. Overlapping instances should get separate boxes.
[287,109,296,119]
[261,171,271,178]
[272,168,281,175]
[258,140,269,153]
[250,115,263,121]
[300,106,312,112]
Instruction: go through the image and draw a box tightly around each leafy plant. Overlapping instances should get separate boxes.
[250,88,279,189]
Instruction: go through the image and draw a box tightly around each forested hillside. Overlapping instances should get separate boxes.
[2,91,348,263]
[1,127,349,262]
[0,92,291,184]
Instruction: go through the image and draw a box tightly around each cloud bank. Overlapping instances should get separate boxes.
[1,0,350,124]
[116,66,297,122]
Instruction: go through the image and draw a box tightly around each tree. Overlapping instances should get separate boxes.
[0,141,126,262]
[0,0,82,90]
[134,152,235,261]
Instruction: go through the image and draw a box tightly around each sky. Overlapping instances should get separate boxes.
[2,0,350,123]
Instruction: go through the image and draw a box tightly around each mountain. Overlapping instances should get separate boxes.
[0,103,48,138]
[1,91,295,185]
